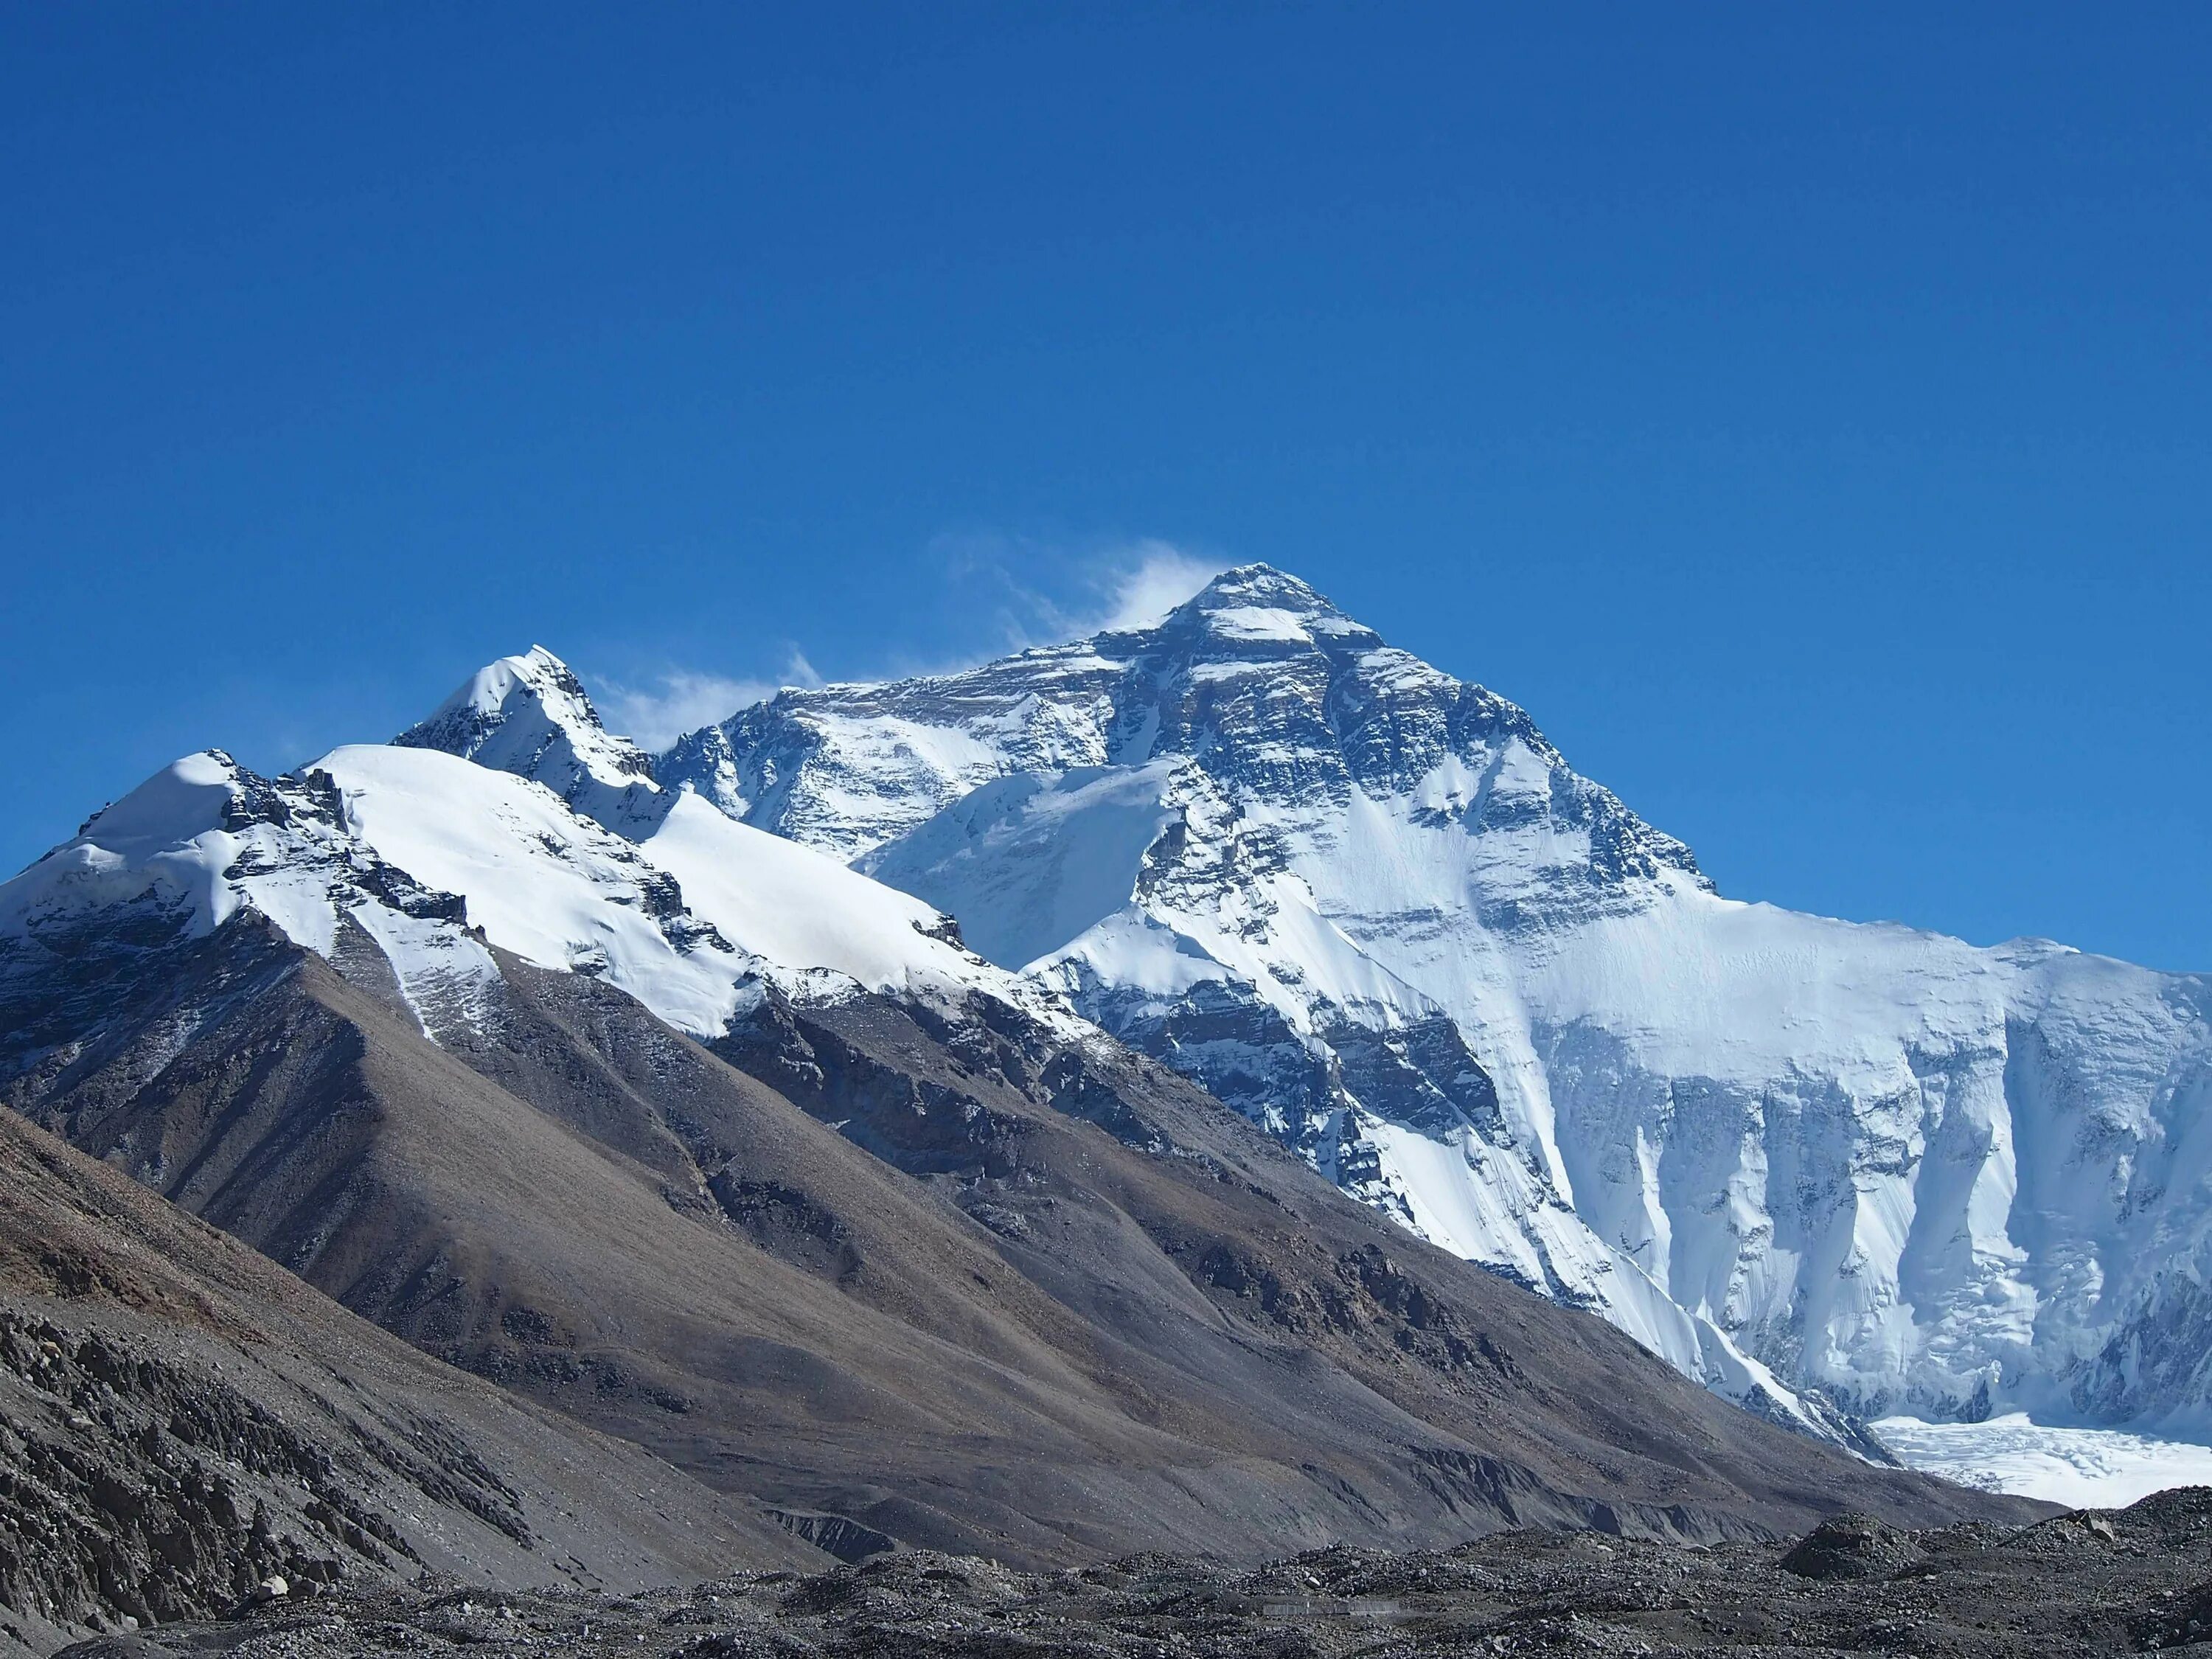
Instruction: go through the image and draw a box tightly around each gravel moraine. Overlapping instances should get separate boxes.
[55,1486,2212,1658]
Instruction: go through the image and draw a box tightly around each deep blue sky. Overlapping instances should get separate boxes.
[4,5,2207,970]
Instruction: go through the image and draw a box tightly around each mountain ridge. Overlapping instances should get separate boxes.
[1,644,2033,1583]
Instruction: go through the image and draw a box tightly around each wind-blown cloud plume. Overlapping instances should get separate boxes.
[931,532,1228,653]
[1091,540,1228,632]
[593,538,1222,746]
[597,652,821,748]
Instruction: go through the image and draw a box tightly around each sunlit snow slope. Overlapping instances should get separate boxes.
[660,564,2212,1442]
[0,725,1068,1072]
[387,647,1085,1030]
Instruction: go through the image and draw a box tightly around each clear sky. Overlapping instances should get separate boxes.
[3,5,2207,972]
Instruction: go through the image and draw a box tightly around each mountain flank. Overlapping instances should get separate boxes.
[3,905,2035,1575]
[0,1106,822,1658]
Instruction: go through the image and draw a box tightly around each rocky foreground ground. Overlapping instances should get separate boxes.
[50,1488,2212,1658]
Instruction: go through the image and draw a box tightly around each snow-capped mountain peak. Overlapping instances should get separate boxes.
[1146,560,1377,648]
[396,645,663,831]
[648,563,2212,1451]
[13,581,2210,1476]
[655,562,1705,900]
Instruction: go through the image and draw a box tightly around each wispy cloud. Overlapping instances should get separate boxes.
[591,536,1228,743]
[1092,541,1227,632]
[931,532,1230,655]
[597,650,822,748]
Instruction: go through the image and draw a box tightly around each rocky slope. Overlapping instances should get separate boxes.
[656,565,2212,1441]
[0,1108,819,1658]
[0,687,2036,1576]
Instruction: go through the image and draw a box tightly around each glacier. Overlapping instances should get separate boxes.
[1871,1415,2212,1509]
[652,563,2212,1444]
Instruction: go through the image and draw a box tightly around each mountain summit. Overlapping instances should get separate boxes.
[653,563,2212,1446]
[660,563,1703,888]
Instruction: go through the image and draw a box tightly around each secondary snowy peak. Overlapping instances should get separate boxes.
[0,734,1079,1067]
[397,645,664,832]
[381,648,1076,1022]
[0,748,507,1043]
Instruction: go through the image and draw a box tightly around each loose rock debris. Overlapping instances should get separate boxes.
[52,1486,2212,1658]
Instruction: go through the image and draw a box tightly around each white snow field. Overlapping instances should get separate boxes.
[1875,1414,2212,1509]
[387,649,1089,1031]
[0,732,1069,1062]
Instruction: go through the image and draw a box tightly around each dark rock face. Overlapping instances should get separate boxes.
[52,1490,2212,1658]
[0,1307,439,1634]
[1064,977,1341,1153]
[995,972,1499,1230]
